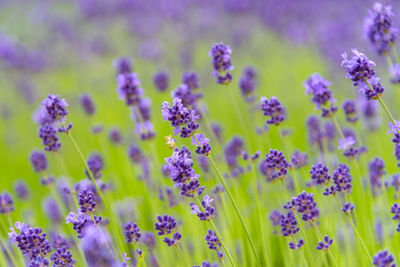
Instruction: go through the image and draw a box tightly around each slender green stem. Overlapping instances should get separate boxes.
[206,153,261,266]
[176,245,190,266]
[64,129,125,257]
[312,224,338,267]
[331,116,345,140]
[377,96,399,133]
[391,44,400,65]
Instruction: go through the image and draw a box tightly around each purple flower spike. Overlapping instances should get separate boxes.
[190,195,216,221]
[324,164,352,196]
[239,66,257,102]
[342,100,359,123]
[289,239,304,250]
[78,190,96,214]
[30,150,48,172]
[369,157,386,192]
[291,151,308,169]
[80,93,95,116]
[154,215,177,236]
[260,96,286,125]
[338,136,356,150]
[191,133,212,155]
[50,246,75,267]
[161,98,200,138]
[342,202,355,214]
[292,191,320,222]
[153,71,169,92]
[304,73,337,117]
[209,42,233,85]
[316,235,333,250]
[182,70,199,89]
[360,76,384,100]
[269,210,282,227]
[364,3,398,55]
[41,94,69,123]
[124,221,141,243]
[116,72,143,106]
[280,211,299,236]
[85,153,104,180]
[39,124,61,152]
[341,49,376,86]
[310,163,330,185]
[113,57,132,74]
[205,230,223,258]
[261,149,291,182]
[373,250,395,267]
[163,232,182,247]
[0,192,14,214]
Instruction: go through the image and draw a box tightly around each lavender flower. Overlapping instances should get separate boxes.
[373,250,395,267]
[280,211,299,236]
[260,96,286,125]
[361,76,385,100]
[205,230,223,258]
[80,93,95,116]
[81,226,117,266]
[342,202,355,214]
[155,215,177,236]
[364,3,398,55]
[289,239,304,250]
[190,195,216,221]
[341,49,376,86]
[124,221,141,243]
[261,149,291,181]
[163,232,182,246]
[85,153,104,180]
[14,180,29,200]
[66,211,101,238]
[291,151,308,169]
[39,124,61,152]
[41,94,69,123]
[310,163,330,185]
[113,57,132,74]
[291,191,320,222]
[43,197,62,223]
[128,145,143,164]
[391,203,400,232]
[108,128,122,144]
[307,116,323,151]
[342,99,359,123]
[209,42,233,84]
[78,190,96,214]
[224,136,244,177]
[116,73,143,106]
[316,235,333,250]
[0,192,14,214]
[50,246,74,267]
[171,84,202,108]
[369,157,386,191]
[30,150,48,172]
[269,210,282,227]
[239,66,257,101]
[324,164,352,196]
[161,98,200,138]
[304,73,337,117]
[182,70,199,89]
[9,222,51,262]
[153,71,169,92]
[191,133,212,155]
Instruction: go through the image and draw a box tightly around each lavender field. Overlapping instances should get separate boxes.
[1,0,400,266]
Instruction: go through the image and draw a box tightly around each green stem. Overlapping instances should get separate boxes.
[176,245,190,266]
[331,116,345,140]
[312,224,338,267]
[391,44,400,65]
[206,153,261,266]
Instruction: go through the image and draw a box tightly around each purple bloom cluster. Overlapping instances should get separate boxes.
[239,66,257,102]
[0,192,14,214]
[316,235,333,250]
[209,42,233,85]
[182,70,199,89]
[172,83,202,108]
[41,94,69,123]
[342,202,355,214]
[155,215,177,236]
[108,128,122,144]
[291,151,308,169]
[324,164,352,196]
[161,98,200,138]
[369,157,386,192]
[165,146,204,197]
[153,71,169,92]
[113,57,132,74]
[124,221,141,243]
[304,73,337,118]
[14,180,29,200]
[78,190,96,214]
[9,222,51,263]
[373,250,395,267]
[39,124,61,152]
[190,195,216,221]
[364,3,398,55]
[342,99,359,123]
[279,211,299,236]
[85,153,104,180]
[260,96,286,125]
[116,72,143,106]
[289,239,304,250]
[191,133,212,155]
[261,149,291,182]
[128,145,144,164]
[50,246,75,267]
[30,150,48,172]
[342,49,384,100]
[290,191,320,223]
[163,232,182,247]
[224,136,245,177]
[310,163,330,185]
[80,93,95,116]
[391,203,400,232]
[66,211,102,238]
[205,230,223,258]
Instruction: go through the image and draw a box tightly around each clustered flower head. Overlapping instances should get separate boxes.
[182,70,199,89]
[80,93,95,116]
[124,221,141,243]
[190,195,216,221]
[288,191,320,223]
[369,157,386,192]
[310,163,330,185]
[316,235,333,251]
[78,189,96,214]
[155,214,177,236]
[171,83,202,108]
[161,98,200,138]
[205,230,223,259]
[342,99,359,123]
[260,96,286,125]
[239,66,257,102]
[117,72,143,106]
[66,211,102,238]
[304,73,337,118]
[291,151,308,169]
[50,246,75,267]
[373,250,395,267]
[364,3,398,55]
[30,150,48,172]
[209,42,233,84]
[153,70,170,92]
[0,192,14,214]
[113,57,132,74]
[85,153,104,180]
[191,133,212,155]
[225,136,245,177]
[279,211,299,236]
[342,49,384,100]
[261,149,291,182]
[324,164,352,196]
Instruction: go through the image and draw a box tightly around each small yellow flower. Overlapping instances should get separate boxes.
[165,135,176,149]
